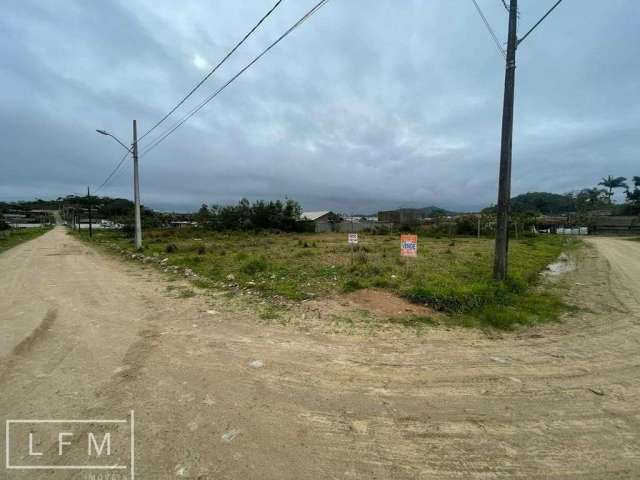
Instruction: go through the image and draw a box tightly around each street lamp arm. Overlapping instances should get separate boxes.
[95,121,142,250]
[95,129,132,153]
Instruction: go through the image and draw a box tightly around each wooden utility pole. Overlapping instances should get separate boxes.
[87,186,93,238]
[132,120,142,250]
[493,0,518,280]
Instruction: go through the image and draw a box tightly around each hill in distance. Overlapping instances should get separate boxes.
[356,206,458,218]
[483,192,576,215]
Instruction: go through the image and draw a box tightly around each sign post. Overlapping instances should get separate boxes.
[348,232,358,264]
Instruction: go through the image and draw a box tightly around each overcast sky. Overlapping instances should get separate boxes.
[1,1,638,213]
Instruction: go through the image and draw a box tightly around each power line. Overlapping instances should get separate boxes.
[518,0,564,46]
[94,149,130,194]
[94,0,286,194]
[137,0,284,143]
[500,0,509,13]
[140,0,330,158]
[471,0,506,58]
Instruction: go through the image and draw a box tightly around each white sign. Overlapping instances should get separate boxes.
[348,233,358,244]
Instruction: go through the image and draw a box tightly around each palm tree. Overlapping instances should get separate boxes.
[598,176,628,204]
[585,188,607,207]
[625,177,640,211]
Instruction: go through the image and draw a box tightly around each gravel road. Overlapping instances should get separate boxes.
[1,228,639,479]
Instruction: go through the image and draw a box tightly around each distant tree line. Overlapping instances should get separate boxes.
[194,198,303,232]
[483,175,640,216]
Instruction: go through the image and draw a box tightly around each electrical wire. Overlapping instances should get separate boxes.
[518,0,564,46]
[94,150,130,194]
[94,0,286,193]
[137,0,284,143]
[140,0,329,158]
[471,0,506,58]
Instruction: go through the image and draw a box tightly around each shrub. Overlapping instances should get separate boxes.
[479,306,527,330]
[121,224,135,238]
[241,256,269,275]
[353,250,368,265]
[342,278,364,293]
[404,278,527,313]
[165,243,178,253]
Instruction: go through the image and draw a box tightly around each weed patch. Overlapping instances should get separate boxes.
[74,228,577,330]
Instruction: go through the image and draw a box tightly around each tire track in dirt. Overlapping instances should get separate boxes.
[1,231,640,478]
[10,307,58,357]
[0,308,58,386]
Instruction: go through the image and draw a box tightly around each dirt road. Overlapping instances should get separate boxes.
[1,228,639,479]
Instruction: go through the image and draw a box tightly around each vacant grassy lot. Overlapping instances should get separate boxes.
[0,228,49,254]
[76,228,577,329]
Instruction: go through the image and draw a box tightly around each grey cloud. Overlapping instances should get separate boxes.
[1,0,639,213]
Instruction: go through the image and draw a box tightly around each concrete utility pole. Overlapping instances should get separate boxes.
[96,124,142,249]
[132,120,142,250]
[493,0,518,281]
[491,0,564,280]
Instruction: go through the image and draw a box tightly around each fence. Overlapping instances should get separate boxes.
[556,227,589,235]
[314,221,393,233]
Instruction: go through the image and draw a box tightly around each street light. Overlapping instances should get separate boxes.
[95,129,130,152]
[96,122,142,250]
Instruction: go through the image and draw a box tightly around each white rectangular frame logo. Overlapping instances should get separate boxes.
[5,410,134,479]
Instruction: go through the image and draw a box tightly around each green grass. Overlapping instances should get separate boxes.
[0,228,50,254]
[74,228,578,330]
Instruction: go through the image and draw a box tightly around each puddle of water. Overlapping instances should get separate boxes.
[542,252,575,277]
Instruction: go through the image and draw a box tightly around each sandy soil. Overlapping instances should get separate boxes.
[341,288,435,318]
[1,228,639,479]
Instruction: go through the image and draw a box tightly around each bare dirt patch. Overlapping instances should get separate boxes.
[342,288,435,318]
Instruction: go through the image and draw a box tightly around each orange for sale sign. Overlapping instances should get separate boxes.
[400,234,418,257]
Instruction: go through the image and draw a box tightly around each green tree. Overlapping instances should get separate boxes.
[194,203,211,224]
[625,176,640,213]
[598,176,628,204]
[205,198,302,232]
[574,188,608,212]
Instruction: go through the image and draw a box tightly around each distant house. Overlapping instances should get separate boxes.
[169,221,198,229]
[2,211,50,228]
[536,215,570,233]
[591,216,640,235]
[300,211,335,223]
[299,211,342,233]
